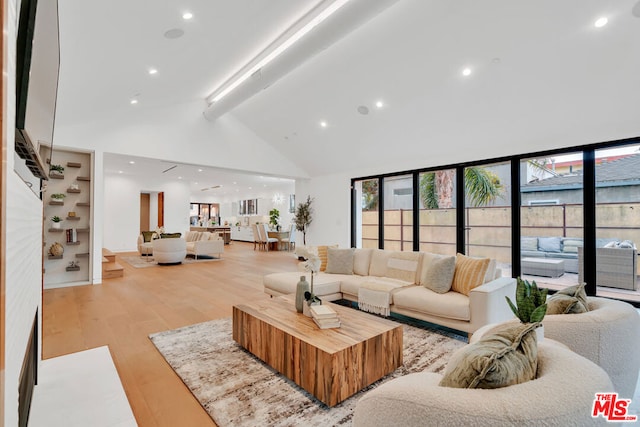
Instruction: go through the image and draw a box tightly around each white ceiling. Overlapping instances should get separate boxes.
[56,0,640,193]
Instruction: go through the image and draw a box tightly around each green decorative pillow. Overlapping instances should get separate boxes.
[546,283,589,314]
[160,232,182,239]
[439,322,539,389]
[325,248,355,275]
[141,231,155,243]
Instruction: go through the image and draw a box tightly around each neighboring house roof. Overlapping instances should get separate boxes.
[523,154,640,191]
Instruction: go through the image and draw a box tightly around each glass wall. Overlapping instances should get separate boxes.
[520,154,583,290]
[465,162,511,271]
[418,169,456,255]
[595,145,640,297]
[383,175,413,251]
[354,179,379,249]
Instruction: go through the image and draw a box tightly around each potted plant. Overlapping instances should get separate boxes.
[50,193,66,200]
[51,215,62,229]
[269,208,280,230]
[506,277,548,339]
[49,164,64,177]
[293,196,313,245]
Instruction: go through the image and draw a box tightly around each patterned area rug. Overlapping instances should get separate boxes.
[149,316,466,426]
[120,255,221,268]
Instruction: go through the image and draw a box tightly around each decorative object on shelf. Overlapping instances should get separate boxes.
[48,242,64,257]
[70,183,79,190]
[50,193,65,200]
[294,196,314,245]
[51,215,62,229]
[506,277,548,340]
[49,164,64,177]
[295,275,310,313]
[66,261,80,271]
[68,211,76,217]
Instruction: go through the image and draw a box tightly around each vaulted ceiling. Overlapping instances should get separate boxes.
[55,0,640,190]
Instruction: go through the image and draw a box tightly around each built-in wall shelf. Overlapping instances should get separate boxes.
[77,176,91,181]
[66,241,80,246]
[67,188,81,193]
[66,266,80,271]
[66,162,81,168]
[77,228,90,233]
[49,200,64,205]
[66,216,81,220]
[48,255,62,260]
[75,253,89,258]
[48,228,64,233]
[76,202,90,207]
[49,174,64,180]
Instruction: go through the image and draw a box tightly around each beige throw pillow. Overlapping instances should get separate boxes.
[422,255,456,293]
[451,254,490,296]
[386,251,421,283]
[324,248,354,275]
[353,249,373,276]
[439,322,539,389]
[546,283,589,314]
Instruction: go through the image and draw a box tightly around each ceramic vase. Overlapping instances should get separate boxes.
[295,275,309,313]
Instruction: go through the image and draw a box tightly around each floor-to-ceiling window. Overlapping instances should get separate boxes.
[354,178,379,249]
[351,137,640,304]
[464,162,511,273]
[519,154,583,289]
[418,169,456,255]
[383,175,413,251]
[595,145,640,297]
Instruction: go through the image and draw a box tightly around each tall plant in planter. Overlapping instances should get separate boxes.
[294,196,313,245]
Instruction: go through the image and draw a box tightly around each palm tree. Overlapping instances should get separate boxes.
[419,167,503,208]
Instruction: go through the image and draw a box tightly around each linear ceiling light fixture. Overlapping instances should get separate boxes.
[206,0,351,105]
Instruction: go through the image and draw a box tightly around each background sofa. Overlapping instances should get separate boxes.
[184,231,224,259]
[264,248,516,334]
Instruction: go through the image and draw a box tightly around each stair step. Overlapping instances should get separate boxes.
[102,248,116,263]
[103,262,124,279]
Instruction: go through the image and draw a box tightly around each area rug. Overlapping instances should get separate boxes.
[149,317,466,426]
[120,255,221,268]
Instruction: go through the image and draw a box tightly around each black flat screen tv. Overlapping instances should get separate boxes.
[14,0,60,181]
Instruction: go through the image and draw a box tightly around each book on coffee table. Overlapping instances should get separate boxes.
[313,317,341,329]
[310,304,338,319]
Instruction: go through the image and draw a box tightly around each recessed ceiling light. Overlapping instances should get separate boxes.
[375,100,384,108]
[320,121,328,128]
[462,68,472,77]
[594,17,608,27]
[198,168,203,172]
[248,186,252,189]
[148,68,158,75]
[130,99,138,105]
[182,12,193,20]
[233,181,237,185]
[118,170,123,174]
[129,161,135,164]
[194,182,198,185]
[178,176,182,179]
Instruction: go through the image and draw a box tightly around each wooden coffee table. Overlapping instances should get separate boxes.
[232,296,403,406]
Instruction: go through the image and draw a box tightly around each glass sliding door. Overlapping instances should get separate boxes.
[464,162,511,274]
[520,154,583,290]
[418,169,456,255]
[594,145,640,300]
[382,175,413,251]
[354,179,379,249]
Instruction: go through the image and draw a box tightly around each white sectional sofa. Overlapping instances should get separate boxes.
[184,231,224,259]
[263,248,516,334]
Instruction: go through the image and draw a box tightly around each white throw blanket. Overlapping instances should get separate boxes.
[358,280,413,317]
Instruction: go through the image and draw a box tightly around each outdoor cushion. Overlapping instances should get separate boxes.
[521,251,544,258]
[521,237,538,252]
[538,237,562,253]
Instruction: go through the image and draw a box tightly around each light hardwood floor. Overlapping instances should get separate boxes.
[42,242,300,427]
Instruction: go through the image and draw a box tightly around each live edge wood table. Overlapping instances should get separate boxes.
[232,296,403,406]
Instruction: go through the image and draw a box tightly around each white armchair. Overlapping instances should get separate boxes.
[152,238,187,264]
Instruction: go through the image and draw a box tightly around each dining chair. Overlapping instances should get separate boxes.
[282,224,296,251]
[251,224,260,250]
[261,223,279,251]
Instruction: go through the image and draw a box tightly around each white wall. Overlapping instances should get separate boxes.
[103,173,191,252]
[4,0,44,423]
[54,100,309,181]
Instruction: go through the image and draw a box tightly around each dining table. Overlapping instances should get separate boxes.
[267,231,290,251]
